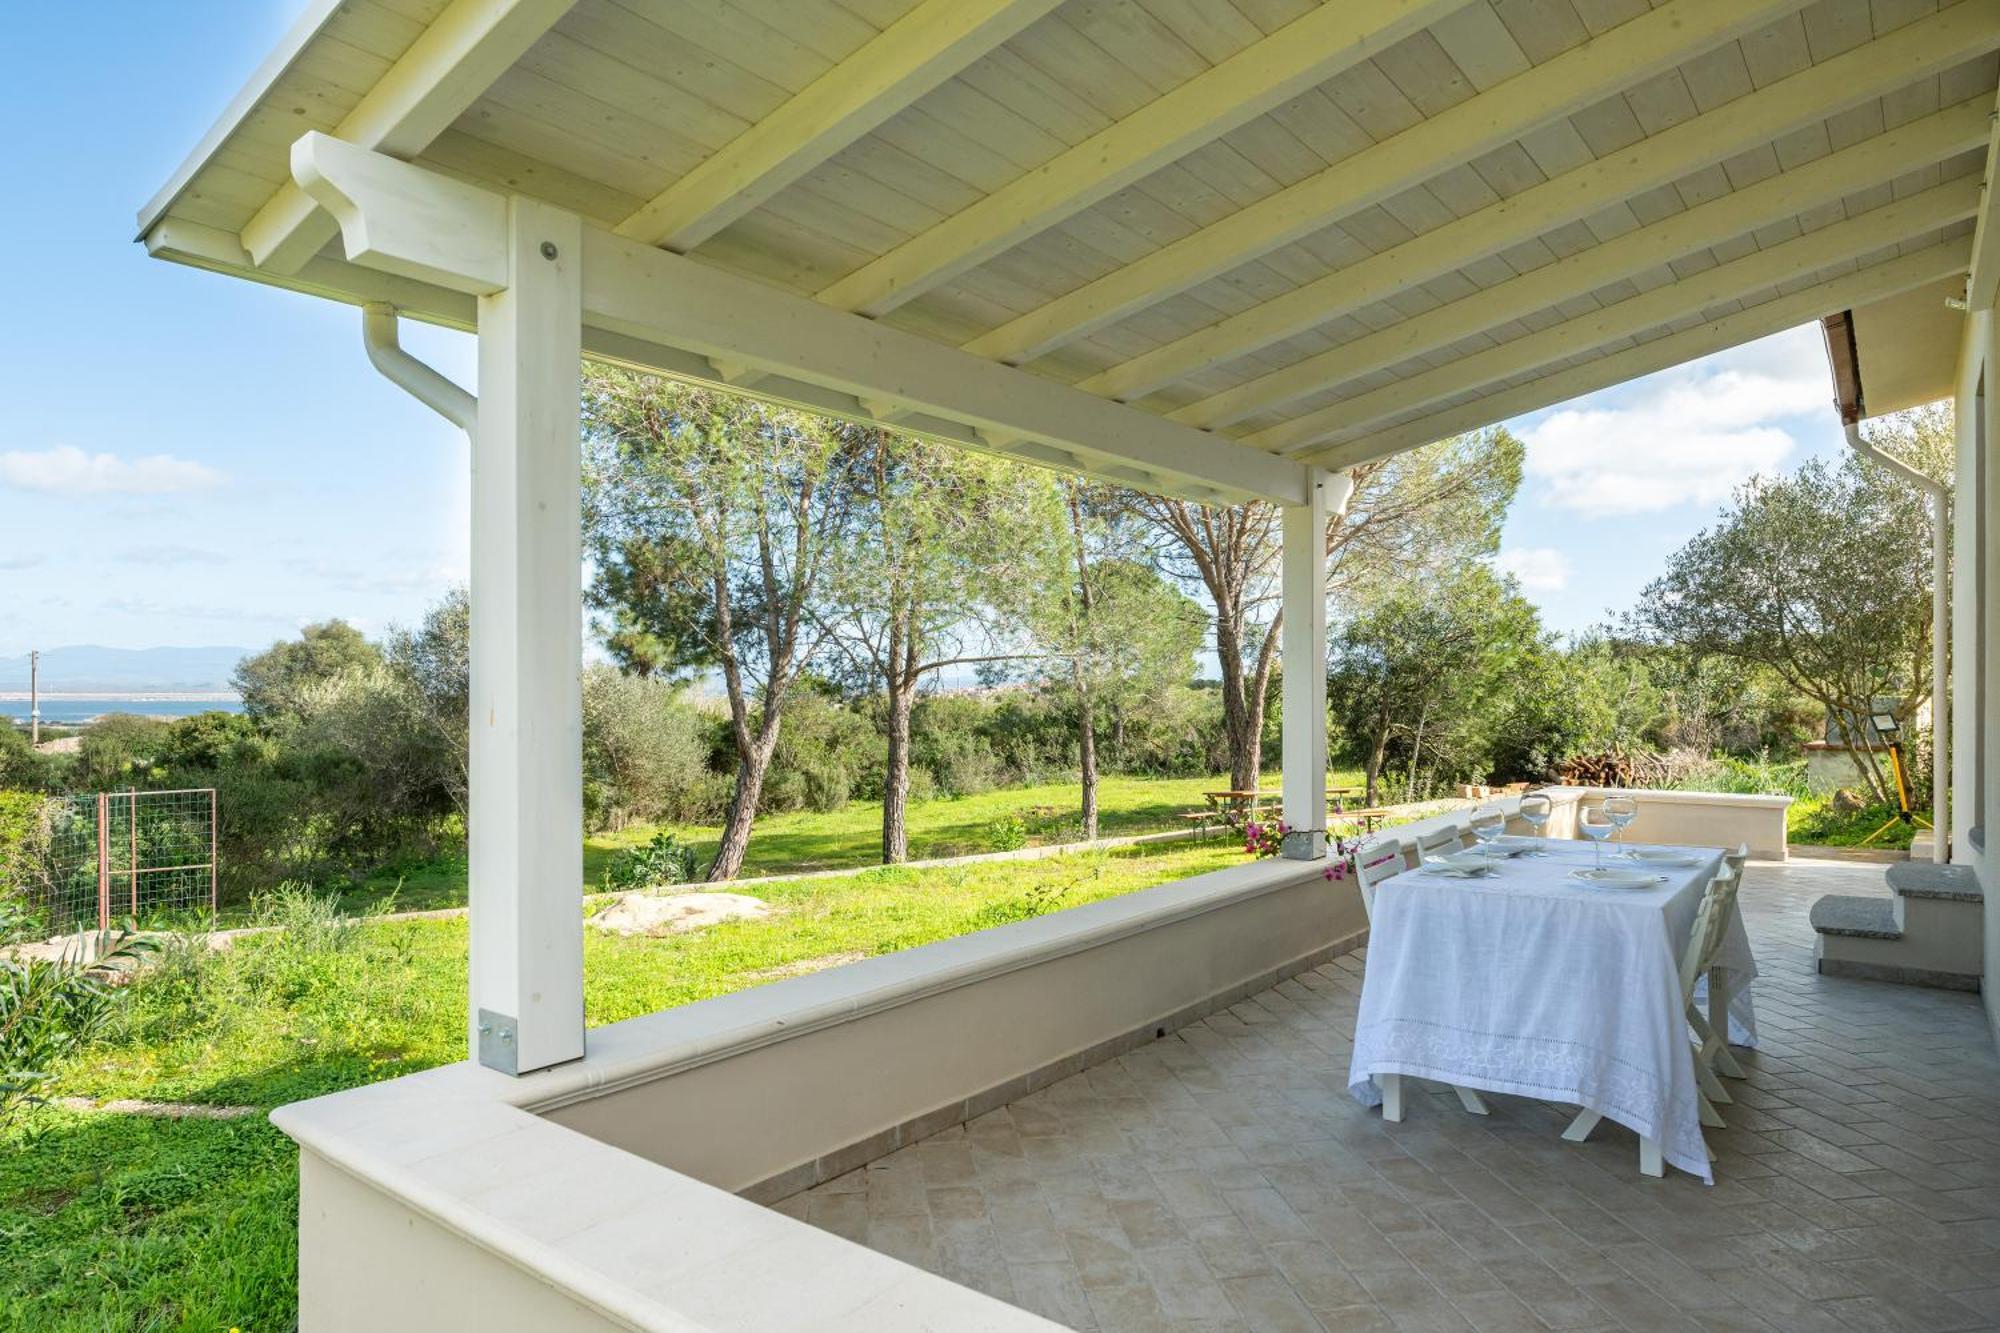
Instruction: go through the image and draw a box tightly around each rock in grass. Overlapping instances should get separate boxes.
[589,891,771,936]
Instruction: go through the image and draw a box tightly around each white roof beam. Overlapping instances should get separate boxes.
[1255,176,1982,455]
[239,0,577,275]
[612,0,1065,253]
[811,0,1475,319]
[1964,87,2000,310]
[1177,97,1991,432]
[291,134,1306,506]
[1079,2,2000,404]
[1306,239,1971,471]
[967,0,1819,370]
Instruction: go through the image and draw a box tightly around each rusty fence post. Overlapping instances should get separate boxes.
[95,792,109,935]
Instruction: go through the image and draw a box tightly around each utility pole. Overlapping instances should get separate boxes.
[29,649,39,747]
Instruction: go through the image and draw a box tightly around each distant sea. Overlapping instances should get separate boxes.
[1,695,244,725]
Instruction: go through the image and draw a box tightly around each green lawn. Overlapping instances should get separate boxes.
[333,768,1366,915]
[2,837,1246,1332]
[1788,793,1920,850]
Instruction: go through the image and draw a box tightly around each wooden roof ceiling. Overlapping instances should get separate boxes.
[142,0,2000,493]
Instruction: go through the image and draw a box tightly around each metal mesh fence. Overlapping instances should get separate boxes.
[38,789,217,932]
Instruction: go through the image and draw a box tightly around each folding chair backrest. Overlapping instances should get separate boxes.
[1414,821,1467,865]
[1354,841,1405,922]
[1681,875,1730,1004]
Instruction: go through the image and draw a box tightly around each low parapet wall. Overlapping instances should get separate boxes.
[1360,785,1790,862]
[274,854,1363,1330]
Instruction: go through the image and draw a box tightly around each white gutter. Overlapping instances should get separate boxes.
[361,302,476,433]
[1844,422,1949,863]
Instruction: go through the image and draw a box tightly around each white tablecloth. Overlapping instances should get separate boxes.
[1348,837,1756,1183]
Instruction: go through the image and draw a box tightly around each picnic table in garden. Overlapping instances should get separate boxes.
[1191,787,1371,834]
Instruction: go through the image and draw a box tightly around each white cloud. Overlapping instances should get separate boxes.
[115,544,228,566]
[1494,546,1571,594]
[1517,326,1827,515]
[0,554,44,571]
[0,445,222,495]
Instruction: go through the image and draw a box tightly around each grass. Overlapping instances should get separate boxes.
[1788,794,1920,850]
[1,836,1246,1331]
[328,768,1366,915]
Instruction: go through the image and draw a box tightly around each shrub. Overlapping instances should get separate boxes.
[582,666,713,829]
[239,884,365,1005]
[984,812,1029,852]
[601,831,701,891]
[1,931,150,1124]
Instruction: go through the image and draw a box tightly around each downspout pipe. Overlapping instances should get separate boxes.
[361,302,477,435]
[1844,422,1950,863]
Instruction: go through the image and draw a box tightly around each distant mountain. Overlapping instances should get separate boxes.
[0,645,250,694]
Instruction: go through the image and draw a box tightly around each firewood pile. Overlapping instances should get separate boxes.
[1554,751,1658,788]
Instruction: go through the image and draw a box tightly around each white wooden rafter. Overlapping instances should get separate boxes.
[239,0,578,274]
[1964,86,2000,311]
[1074,2,2000,405]
[1303,239,1972,471]
[1258,175,1983,455]
[811,0,1476,319]
[1175,97,1992,432]
[289,133,1308,506]
[611,0,1067,253]
[964,0,1818,369]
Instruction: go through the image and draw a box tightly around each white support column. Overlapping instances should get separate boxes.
[470,195,585,1074]
[1281,468,1352,859]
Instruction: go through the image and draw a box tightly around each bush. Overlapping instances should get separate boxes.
[582,667,713,829]
[1,932,149,1124]
[601,831,701,890]
[759,687,876,815]
[1673,752,1809,798]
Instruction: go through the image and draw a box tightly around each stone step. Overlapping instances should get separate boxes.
[1886,861,1983,903]
[1810,886,1981,992]
[1809,894,1900,940]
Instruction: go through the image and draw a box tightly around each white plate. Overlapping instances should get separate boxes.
[1492,835,1543,850]
[1617,847,1701,866]
[1568,868,1665,890]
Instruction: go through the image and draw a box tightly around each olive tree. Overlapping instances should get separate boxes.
[1631,450,1936,804]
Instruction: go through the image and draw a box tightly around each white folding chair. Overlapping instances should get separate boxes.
[1412,820,1469,865]
[1563,872,1734,1176]
[1353,840,1490,1122]
[1689,854,1749,1082]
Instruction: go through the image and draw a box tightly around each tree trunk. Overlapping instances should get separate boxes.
[708,725,779,881]
[1365,720,1390,806]
[1077,680,1099,841]
[882,686,914,863]
[1214,617,1257,792]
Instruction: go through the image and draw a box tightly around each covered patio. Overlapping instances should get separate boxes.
[135,0,2000,1326]
[782,856,2000,1332]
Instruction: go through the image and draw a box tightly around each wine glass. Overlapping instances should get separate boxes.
[1518,792,1551,845]
[1578,803,1614,870]
[1604,794,1638,851]
[1469,805,1505,851]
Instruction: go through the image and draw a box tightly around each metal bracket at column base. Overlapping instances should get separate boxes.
[1280,829,1326,860]
[477,1008,519,1075]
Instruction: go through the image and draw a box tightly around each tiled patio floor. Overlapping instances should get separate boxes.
[776,859,2000,1331]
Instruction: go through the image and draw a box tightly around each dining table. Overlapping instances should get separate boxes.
[1347,835,1757,1183]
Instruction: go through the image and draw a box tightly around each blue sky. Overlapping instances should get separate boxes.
[0,2,1857,661]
